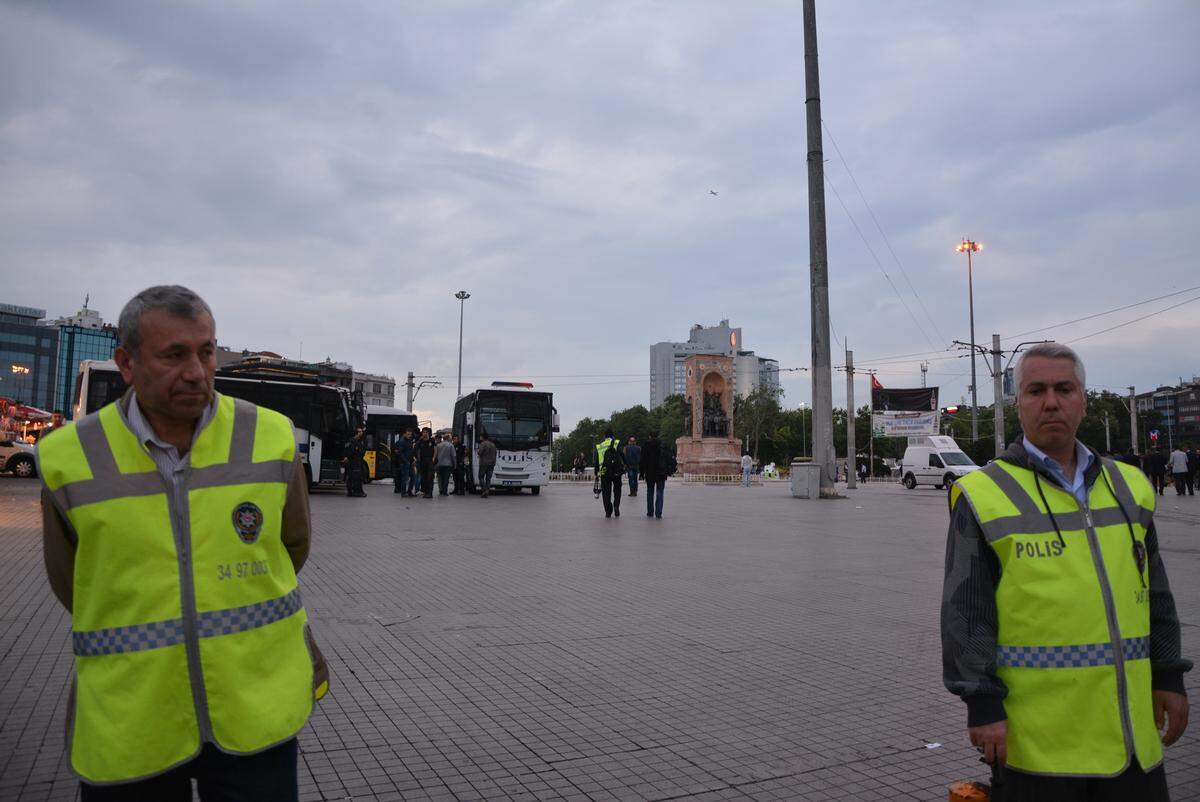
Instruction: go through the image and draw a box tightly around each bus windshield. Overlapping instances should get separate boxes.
[476,391,551,450]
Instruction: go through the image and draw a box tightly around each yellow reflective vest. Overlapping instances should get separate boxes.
[38,394,314,784]
[596,437,620,476]
[951,456,1161,777]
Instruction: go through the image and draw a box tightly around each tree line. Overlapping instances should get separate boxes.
[552,388,1165,473]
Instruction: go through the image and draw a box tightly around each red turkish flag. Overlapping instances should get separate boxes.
[871,375,884,391]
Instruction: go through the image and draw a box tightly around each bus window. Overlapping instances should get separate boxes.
[512,395,550,448]
[478,394,512,448]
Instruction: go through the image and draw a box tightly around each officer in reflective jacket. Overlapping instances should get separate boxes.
[941,342,1190,799]
[38,286,327,800]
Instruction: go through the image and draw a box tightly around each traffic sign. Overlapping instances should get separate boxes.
[1149,429,1159,442]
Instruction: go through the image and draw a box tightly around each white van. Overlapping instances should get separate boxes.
[899,436,979,490]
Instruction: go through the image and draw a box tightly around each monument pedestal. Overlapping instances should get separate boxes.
[676,436,741,476]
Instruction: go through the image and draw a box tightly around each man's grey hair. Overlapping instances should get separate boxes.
[1014,342,1086,392]
[118,285,213,355]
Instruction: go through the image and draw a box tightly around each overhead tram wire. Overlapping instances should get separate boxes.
[822,120,948,346]
[1000,284,1200,342]
[1066,293,1200,345]
[824,172,939,351]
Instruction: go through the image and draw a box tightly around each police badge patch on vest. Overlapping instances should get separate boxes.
[232,502,265,544]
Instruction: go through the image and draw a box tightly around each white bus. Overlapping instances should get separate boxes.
[72,360,357,489]
[452,382,558,494]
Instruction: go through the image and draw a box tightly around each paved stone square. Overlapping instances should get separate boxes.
[1,475,1197,801]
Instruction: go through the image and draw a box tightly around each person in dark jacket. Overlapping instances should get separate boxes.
[477,432,498,497]
[416,428,435,499]
[452,435,468,495]
[343,426,367,497]
[1187,444,1198,496]
[639,434,672,519]
[623,437,641,497]
[393,429,414,496]
[1144,447,1168,496]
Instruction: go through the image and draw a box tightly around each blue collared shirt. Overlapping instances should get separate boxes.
[1022,436,1094,506]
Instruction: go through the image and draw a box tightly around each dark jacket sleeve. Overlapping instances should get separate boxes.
[941,495,1008,727]
[1145,522,1192,695]
[41,488,77,613]
[281,457,311,573]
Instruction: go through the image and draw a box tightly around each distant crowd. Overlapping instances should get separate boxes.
[1121,444,1199,497]
[342,426,500,498]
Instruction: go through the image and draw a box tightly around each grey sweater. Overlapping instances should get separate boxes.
[435,440,456,468]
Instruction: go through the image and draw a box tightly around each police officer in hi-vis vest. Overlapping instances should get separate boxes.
[942,342,1190,800]
[38,286,328,801]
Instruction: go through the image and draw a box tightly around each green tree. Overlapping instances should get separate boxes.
[734,385,784,460]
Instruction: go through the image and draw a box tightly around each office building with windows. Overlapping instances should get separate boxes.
[0,303,59,411]
[55,321,118,418]
[649,320,778,409]
[354,371,396,408]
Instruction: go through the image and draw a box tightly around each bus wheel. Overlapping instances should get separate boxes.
[531,486,540,496]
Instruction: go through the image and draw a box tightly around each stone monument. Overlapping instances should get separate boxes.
[675,354,741,476]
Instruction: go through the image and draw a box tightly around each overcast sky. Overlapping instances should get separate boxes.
[2,1,1198,429]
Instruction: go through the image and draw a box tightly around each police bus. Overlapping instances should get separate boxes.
[362,405,419,481]
[452,382,558,494]
[72,360,358,489]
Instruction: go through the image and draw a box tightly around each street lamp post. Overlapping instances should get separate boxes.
[956,239,982,445]
[800,401,808,459]
[454,291,470,399]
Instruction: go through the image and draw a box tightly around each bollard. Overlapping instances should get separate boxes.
[948,780,990,801]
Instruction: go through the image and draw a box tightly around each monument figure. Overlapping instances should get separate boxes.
[675,355,741,476]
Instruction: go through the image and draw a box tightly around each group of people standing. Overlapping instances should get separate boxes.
[344,427,500,498]
[593,430,676,518]
[1124,444,1199,497]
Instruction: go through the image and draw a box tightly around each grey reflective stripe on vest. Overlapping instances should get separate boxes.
[53,414,165,511]
[1101,460,1155,530]
[72,588,302,657]
[997,636,1149,669]
[54,398,290,510]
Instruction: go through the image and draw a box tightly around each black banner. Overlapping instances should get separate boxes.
[871,386,938,412]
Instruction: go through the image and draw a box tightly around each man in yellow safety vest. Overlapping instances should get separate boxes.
[941,342,1189,799]
[38,285,327,800]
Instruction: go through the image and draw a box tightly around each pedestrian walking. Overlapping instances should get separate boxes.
[38,285,327,798]
[416,428,435,498]
[477,431,498,497]
[1169,445,1190,496]
[639,434,676,519]
[343,425,367,497]
[452,434,468,495]
[573,452,586,476]
[741,453,752,487]
[435,434,456,496]
[1187,444,1199,497]
[1145,447,1168,496]
[393,429,414,496]
[623,437,641,497]
[941,342,1189,798]
[595,429,624,518]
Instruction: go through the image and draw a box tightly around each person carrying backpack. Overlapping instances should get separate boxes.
[640,433,676,519]
[595,429,624,518]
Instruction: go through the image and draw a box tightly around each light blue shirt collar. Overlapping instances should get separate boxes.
[1022,436,1094,506]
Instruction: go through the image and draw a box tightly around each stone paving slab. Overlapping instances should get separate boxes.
[1,474,1197,801]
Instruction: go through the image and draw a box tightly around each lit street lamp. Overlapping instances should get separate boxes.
[956,238,982,444]
[454,291,470,399]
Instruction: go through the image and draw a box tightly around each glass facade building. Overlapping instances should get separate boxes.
[55,325,118,418]
[0,303,59,411]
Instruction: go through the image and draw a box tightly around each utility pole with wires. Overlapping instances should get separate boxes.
[405,372,415,412]
[846,346,856,489]
[1129,387,1138,455]
[920,361,928,388]
[991,334,1005,457]
[803,0,837,496]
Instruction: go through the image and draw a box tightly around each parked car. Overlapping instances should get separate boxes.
[899,435,978,490]
[0,438,37,478]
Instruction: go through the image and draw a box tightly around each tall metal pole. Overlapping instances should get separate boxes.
[967,248,978,443]
[1129,386,1138,455]
[454,290,470,399]
[406,371,415,412]
[1104,412,1111,453]
[992,334,1004,458]
[803,0,836,496]
[868,374,874,479]
[846,347,856,489]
